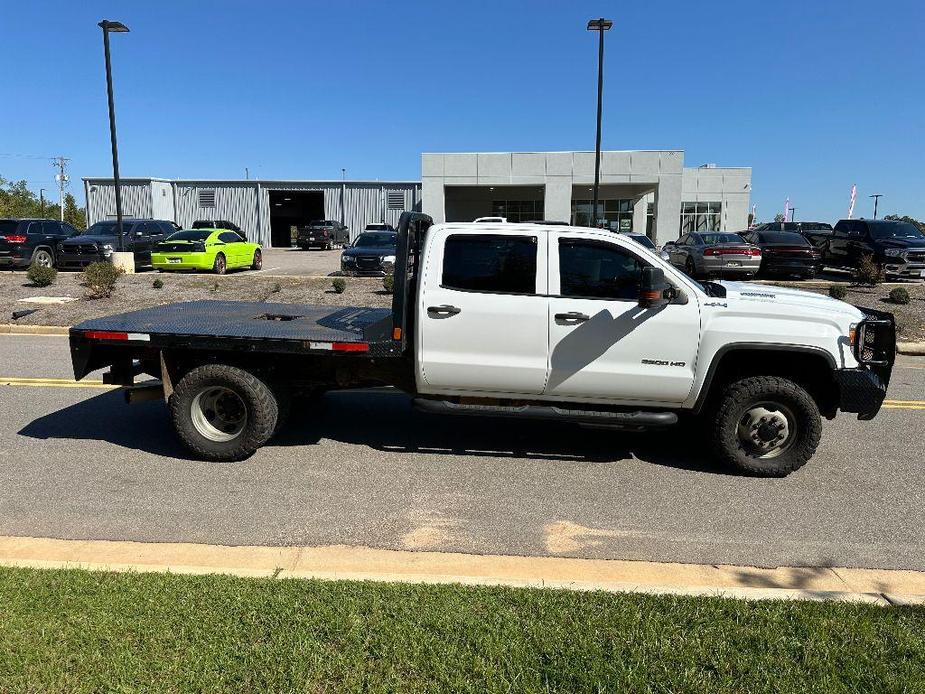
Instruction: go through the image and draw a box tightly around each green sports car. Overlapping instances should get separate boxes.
[151,229,262,274]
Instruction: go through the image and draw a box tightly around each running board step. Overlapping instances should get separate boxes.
[413,398,677,430]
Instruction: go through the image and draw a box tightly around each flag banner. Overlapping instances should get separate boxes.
[848,184,857,219]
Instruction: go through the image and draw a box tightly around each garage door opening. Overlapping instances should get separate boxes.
[444,185,545,223]
[268,190,324,247]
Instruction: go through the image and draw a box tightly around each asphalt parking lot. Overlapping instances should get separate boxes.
[1,334,923,571]
[253,247,341,276]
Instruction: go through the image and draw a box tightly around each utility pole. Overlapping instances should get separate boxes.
[52,156,70,221]
[245,167,249,180]
[790,208,797,222]
[587,18,613,229]
[40,188,46,218]
[869,194,883,219]
[341,168,346,227]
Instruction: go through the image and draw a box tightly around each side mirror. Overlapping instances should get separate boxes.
[639,267,670,309]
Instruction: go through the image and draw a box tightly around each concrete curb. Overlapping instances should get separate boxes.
[0,324,69,336]
[1,536,923,606]
[897,342,925,356]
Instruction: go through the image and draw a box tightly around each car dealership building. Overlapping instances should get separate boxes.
[84,150,750,248]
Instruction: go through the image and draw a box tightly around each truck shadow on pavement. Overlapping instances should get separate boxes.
[19,387,735,475]
[18,389,192,460]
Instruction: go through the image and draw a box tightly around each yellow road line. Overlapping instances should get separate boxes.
[0,376,112,389]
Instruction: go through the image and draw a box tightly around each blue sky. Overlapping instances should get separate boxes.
[3,0,923,222]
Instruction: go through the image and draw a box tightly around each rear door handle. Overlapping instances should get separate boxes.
[428,304,461,316]
[555,311,590,322]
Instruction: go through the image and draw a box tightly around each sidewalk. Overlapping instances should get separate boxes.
[2,535,924,606]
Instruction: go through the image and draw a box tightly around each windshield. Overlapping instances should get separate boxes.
[700,233,745,245]
[166,230,211,241]
[80,221,123,236]
[628,234,655,250]
[353,232,397,247]
[870,223,925,240]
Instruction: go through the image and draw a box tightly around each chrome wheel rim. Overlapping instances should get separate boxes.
[191,387,247,442]
[737,402,796,459]
[35,251,52,267]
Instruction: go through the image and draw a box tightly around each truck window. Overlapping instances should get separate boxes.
[442,234,537,295]
[558,239,644,301]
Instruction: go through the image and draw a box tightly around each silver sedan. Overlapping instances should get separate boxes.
[666,232,762,279]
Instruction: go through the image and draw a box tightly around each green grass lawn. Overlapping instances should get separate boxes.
[1,566,924,693]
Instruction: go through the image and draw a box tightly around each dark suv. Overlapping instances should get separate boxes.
[0,218,81,269]
[57,219,180,270]
[193,219,247,240]
[821,219,925,278]
[297,220,348,250]
[752,221,834,252]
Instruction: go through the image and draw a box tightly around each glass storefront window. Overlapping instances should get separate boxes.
[572,199,634,231]
[491,200,544,223]
[679,201,722,233]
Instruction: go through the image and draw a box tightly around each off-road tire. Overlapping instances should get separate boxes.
[169,364,278,461]
[711,375,821,477]
[251,248,263,270]
[213,253,226,275]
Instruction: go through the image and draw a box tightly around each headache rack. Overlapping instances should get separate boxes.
[853,305,896,385]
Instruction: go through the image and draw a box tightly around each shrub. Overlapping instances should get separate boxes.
[211,281,219,293]
[152,277,164,289]
[26,264,57,288]
[332,278,347,294]
[855,254,885,286]
[271,282,282,294]
[889,287,911,305]
[81,261,123,299]
[828,284,847,300]
[383,274,394,294]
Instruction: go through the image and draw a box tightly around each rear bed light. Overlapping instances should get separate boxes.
[1,235,27,244]
[83,330,150,342]
[307,341,369,352]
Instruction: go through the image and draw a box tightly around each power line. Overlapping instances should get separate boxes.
[0,153,56,160]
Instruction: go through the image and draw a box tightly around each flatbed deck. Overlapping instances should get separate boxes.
[72,300,392,343]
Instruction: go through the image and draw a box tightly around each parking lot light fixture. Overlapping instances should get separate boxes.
[587,18,613,229]
[869,194,883,219]
[99,19,130,251]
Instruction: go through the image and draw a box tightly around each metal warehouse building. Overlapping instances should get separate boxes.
[82,177,421,248]
[84,149,749,248]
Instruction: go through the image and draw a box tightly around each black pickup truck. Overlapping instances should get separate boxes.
[819,219,925,278]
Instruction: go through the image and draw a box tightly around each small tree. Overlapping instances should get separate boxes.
[382,274,394,294]
[81,261,123,299]
[855,254,885,286]
[332,278,347,294]
[889,287,911,305]
[26,264,57,287]
[828,284,847,300]
[774,213,786,223]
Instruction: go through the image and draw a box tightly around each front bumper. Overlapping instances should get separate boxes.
[151,252,211,271]
[836,305,896,420]
[57,251,108,269]
[341,258,394,276]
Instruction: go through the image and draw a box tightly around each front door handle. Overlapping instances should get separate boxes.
[555,311,590,322]
[428,304,461,316]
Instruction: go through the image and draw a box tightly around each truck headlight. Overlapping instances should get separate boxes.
[341,253,352,262]
[101,244,114,256]
[381,255,396,264]
[884,248,906,258]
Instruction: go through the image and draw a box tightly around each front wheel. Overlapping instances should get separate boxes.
[685,257,697,278]
[169,364,279,461]
[710,376,821,477]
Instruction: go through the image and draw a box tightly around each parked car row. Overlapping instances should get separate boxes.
[658,218,925,281]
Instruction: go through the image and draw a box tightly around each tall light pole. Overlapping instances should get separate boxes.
[340,168,346,227]
[39,188,46,218]
[790,207,797,222]
[587,17,612,228]
[869,194,883,219]
[99,20,130,251]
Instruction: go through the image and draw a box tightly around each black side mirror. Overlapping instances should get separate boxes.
[639,267,670,309]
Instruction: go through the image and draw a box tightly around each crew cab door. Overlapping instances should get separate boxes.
[417,229,549,395]
[546,232,701,403]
